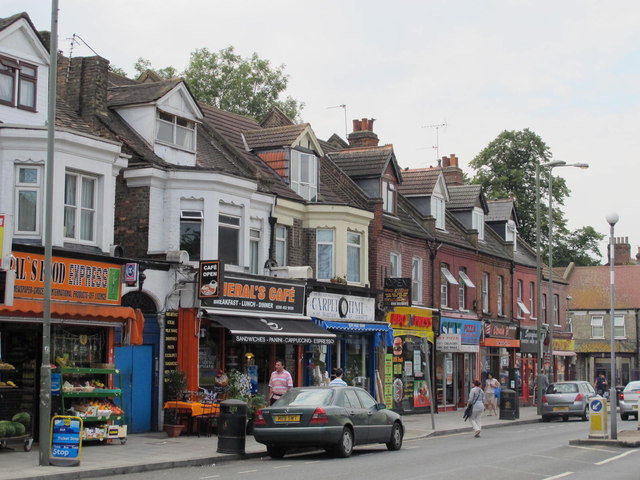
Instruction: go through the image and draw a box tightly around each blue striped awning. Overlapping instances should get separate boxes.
[313,319,392,333]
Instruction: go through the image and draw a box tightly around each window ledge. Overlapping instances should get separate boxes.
[155,139,196,154]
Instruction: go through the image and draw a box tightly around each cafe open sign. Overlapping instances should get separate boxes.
[198,260,221,299]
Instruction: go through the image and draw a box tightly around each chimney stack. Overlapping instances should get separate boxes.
[348,117,379,147]
[442,153,463,186]
[612,237,631,265]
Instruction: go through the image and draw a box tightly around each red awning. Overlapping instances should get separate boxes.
[0,299,137,324]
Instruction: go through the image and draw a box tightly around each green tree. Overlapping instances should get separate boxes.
[183,46,303,121]
[133,57,177,80]
[469,129,602,266]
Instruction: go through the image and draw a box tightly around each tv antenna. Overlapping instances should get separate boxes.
[421,122,447,160]
[327,104,347,139]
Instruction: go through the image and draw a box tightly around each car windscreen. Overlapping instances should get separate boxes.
[624,381,640,392]
[547,383,578,394]
[277,389,334,406]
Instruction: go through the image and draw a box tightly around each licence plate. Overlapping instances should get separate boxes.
[633,405,639,411]
[553,406,569,412]
[274,414,300,423]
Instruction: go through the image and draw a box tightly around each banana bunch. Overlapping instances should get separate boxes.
[0,361,15,370]
[0,380,16,387]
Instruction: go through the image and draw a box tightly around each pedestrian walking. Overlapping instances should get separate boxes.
[484,373,500,416]
[467,379,485,438]
[268,359,293,405]
[329,367,348,386]
[593,372,608,397]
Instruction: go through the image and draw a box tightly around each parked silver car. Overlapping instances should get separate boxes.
[541,381,595,422]
[619,381,640,421]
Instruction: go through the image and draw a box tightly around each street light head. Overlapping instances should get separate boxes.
[543,160,567,168]
[606,212,619,226]
[574,163,589,169]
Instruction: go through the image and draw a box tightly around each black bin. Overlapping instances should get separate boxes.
[499,388,519,420]
[217,399,247,454]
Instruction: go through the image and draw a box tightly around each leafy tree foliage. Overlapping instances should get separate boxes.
[133,58,177,80]
[183,46,303,121]
[469,129,603,266]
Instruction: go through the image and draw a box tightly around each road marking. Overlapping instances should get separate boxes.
[595,449,639,465]
[200,476,220,479]
[568,445,618,453]
[543,472,574,480]
[530,454,556,459]
[273,464,292,469]
[305,460,321,464]
[237,470,258,474]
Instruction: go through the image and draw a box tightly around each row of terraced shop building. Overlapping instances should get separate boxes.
[1,12,636,440]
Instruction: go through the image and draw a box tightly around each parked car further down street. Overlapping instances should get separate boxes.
[253,386,403,459]
[619,381,640,420]
[541,381,596,422]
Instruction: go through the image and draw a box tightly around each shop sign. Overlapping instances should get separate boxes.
[124,263,138,287]
[483,337,520,348]
[202,275,305,315]
[440,317,481,345]
[384,354,393,409]
[50,415,83,466]
[382,278,411,307]
[198,260,221,299]
[11,251,122,304]
[436,333,461,352]
[484,321,518,339]
[232,334,333,345]
[163,311,179,376]
[307,291,375,321]
[553,339,575,351]
[519,327,540,353]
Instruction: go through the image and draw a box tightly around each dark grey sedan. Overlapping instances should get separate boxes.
[253,386,403,458]
[541,381,595,422]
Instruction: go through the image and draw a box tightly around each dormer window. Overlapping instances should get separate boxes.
[432,195,445,230]
[382,181,396,214]
[156,110,196,151]
[506,219,517,243]
[472,208,484,240]
[0,57,37,111]
[290,150,317,202]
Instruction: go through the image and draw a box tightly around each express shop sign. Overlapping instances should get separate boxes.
[11,251,122,304]
[440,317,481,345]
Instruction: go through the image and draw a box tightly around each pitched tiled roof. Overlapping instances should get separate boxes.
[200,103,260,151]
[260,107,294,128]
[243,124,308,150]
[0,13,42,42]
[108,79,182,107]
[327,145,394,179]
[398,168,440,196]
[567,265,640,309]
[447,185,482,210]
[319,155,372,209]
[487,199,515,222]
[383,194,432,240]
[56,98,98,136]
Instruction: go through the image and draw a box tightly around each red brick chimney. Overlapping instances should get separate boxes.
[442,153,463,186]
[613,237,631,265]
[348,118,379,147]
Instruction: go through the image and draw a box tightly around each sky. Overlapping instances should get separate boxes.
[7,1,640,262]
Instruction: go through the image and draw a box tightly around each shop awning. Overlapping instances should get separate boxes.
[315,319,393,334]
[552,350,576,357]
[210,314,336,345]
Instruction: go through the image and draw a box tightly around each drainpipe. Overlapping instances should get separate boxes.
[266,215,278,269]
[157,312,165,431]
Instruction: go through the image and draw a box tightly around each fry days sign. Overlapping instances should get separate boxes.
[11,251,122,304]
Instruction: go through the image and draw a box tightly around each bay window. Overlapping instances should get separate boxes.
[290,150,317,202]
[346,231,361,283]
[316,229,334,280]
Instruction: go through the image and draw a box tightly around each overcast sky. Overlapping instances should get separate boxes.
[8,1,640,262]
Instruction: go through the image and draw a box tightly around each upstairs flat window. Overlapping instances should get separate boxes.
[180,210,203,262]
[64,172,96,243]
[412,257,423,304]
[481,272,489,313]
[614,314,625,339]
[390,252,401,277]
[275,225,287,266]
[15,165,42,235]
[472,208,484,240]
[432,195,445,230]
[218,214,240,265]
[0,57,37,111]
[591,316,604,338]
[316,229,334,280]
[249,229,261,274]
[290,150,317,202]
[156,110,196,151]
[346,231,361,283]
[497,275,504,316]
[382,181,396,214]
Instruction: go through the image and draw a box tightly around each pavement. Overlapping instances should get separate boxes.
[1,406,639,480]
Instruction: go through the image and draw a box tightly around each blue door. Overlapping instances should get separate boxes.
[115,345,152,433]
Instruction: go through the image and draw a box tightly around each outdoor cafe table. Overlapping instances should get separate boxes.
[164,401,220,434]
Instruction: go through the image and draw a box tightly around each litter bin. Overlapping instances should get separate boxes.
[499,388,519,420]
[217,399,247,454]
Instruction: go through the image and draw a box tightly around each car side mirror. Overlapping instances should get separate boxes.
[377,403,386,410]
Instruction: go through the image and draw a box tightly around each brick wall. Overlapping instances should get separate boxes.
[114,173,150,258]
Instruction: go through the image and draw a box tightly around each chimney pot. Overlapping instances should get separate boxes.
[352,119,362,132]
[442,156,450,168]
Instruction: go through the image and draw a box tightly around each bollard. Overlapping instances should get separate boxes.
[588,396,608,439]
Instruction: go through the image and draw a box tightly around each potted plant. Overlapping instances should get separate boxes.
[164,369,187,437]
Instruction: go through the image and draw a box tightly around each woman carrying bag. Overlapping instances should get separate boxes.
[467,380,485,438]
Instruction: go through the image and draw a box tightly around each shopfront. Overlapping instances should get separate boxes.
[481,320,520,394]
[552,338,576,382]
[386,306,435,414]
[0,247,141,440]
[436,316,481,410]
[518,326,542,404]
[307,291,391,399]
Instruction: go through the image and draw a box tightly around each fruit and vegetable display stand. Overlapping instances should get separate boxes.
[0,361,33,452]
[57,367,127,444]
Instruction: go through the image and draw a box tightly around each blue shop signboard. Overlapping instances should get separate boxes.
[440,317,481,345]
[50,415,83,466]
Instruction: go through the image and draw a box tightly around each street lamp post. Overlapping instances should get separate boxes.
[535,161,588,411]
[606,212,619,440]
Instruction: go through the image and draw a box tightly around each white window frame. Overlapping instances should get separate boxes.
[497,275,504,316]
[541,294,547,324]
[156,110,196,151]
[567,313,573,334]
[14,165,42,235]
[440,263,457,308]
[64,171,97,243]
[481,272,489,313]
[218,214,241,266]
[249,229,261,274]
[290,150,318,202]
[382,180,396,214]
[0,57,37,110]
[529,282,536,318]
[316,228,334,280]
[459,270,475,288]
[591,315,604,339]
[614,314,626,339]
[553,294,559,325]
[506,219,517,243]
[275,225,287,267]
[440,265,459,285]
[472,208,484,240]
[433,195,445,230]
[412,257,423,305]
[346,231,362,283]
[180,210,203,262]
[516,280,529,317]
[458,269,467,311]
[390,252,401,278]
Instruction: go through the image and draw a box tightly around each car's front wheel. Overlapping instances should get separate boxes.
[386,422,403,451]
[581,407,589,421]
[334,427,354,458]
[541,415,551,422]
[267,446,286,459]
[621,413,629,421]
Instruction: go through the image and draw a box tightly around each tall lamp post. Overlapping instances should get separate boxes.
[606,212,619,440]
[535,161,588,412]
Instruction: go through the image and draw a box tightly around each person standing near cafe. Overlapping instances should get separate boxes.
[268,360,293,405]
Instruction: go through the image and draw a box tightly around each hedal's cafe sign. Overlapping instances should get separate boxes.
[11,251,122,305]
